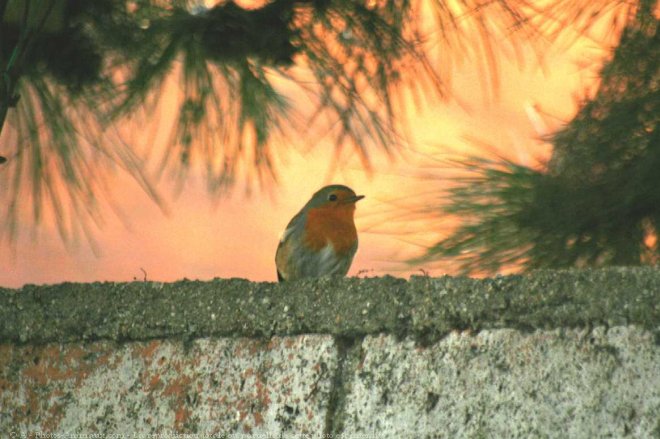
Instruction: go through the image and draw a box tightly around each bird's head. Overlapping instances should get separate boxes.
[306,185,365,211]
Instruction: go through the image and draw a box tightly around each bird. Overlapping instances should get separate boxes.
[275,184,364,282]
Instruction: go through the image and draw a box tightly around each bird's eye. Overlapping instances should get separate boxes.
[328,193,338,201]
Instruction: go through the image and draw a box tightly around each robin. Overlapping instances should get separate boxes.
[275,185,364,282]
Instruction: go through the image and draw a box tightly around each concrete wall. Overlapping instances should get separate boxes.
[1,268,659,437]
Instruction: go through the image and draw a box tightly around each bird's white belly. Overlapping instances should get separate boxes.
[313,243,339,275]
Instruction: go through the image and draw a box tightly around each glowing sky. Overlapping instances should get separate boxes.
[0,12,620,288]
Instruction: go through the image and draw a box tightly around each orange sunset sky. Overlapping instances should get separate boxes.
[0,6,624,288]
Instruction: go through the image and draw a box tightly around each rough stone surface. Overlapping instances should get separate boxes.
[0,268,659,436]
[1,335,336,435]
[1,268,658,345]
[344,327,660,438]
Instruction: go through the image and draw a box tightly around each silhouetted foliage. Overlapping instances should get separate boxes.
[0,0,536,246]
[421,1,660,274]
[0,0,158,248]
[0,0,651,254]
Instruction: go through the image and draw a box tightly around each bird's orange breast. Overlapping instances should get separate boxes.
[304,204,358,255]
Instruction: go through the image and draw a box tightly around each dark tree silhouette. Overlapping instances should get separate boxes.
[0,0,159,249]
[419,0,660,274]
[0,0,535,247]
[1,0,650,258]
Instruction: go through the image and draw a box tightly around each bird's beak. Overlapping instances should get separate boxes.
[343,194,365,204]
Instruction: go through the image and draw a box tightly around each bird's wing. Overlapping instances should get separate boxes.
[275,210,306,282]
[279,210,305,244]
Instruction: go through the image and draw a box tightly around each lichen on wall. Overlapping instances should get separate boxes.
[0,268,659,436]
